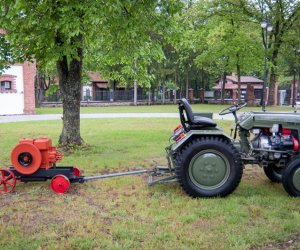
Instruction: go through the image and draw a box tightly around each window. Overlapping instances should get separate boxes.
[254,89,262,100]
[0,81,11,90]
[225,90,232,99]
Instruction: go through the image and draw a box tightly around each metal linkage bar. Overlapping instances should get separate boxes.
[83,169,149,182]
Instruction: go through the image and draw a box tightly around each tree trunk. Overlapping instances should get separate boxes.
[268,67,277,106]
[57,46,83,148]
[237,67,241,102]
[133,80,137,105]
[162,80,165,104]
[35,72,46,106]
[221,72,227,104]
[185,70,189,99]
[268,42,279,106]
[148,87,151,105]
[236,54,241,102]
[133,59,138,106]
[174,67,177,104]
[201,67,204,89]
[267,16,281,106]
[34,74,39,107]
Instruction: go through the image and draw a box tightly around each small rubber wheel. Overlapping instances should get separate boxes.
[73,166,81,177]
[282,157,300,196]
[51,175,70,194]
[263,164,283,183]
[175,137,243,198]
[0,169,16,193]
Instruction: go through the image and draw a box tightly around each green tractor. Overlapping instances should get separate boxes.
[160,98,300,197]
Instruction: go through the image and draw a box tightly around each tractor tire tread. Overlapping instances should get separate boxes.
[282,156,300,197]
[174,136,243,198]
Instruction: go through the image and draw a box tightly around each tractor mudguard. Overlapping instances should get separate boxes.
[171,128,232,152]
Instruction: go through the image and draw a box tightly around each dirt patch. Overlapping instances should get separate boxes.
[192,218,219,230]
[1,214,10,223]
[251,234,300,250]
[0,195,13,207]
[243,164,265,181]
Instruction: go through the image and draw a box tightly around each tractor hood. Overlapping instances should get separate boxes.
[238,111,300,130]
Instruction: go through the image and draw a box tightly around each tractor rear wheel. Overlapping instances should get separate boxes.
[282,157,300,197]
[175,137,243,198]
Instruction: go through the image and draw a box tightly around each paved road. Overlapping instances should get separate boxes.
[0,113,234,123]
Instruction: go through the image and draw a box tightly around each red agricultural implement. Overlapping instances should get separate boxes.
[0,138,173,194]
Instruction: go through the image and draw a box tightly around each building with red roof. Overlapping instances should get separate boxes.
[213,75,263,102]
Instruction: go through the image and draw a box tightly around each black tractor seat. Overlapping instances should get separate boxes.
[178,98,217,130]
[192,116,217,128]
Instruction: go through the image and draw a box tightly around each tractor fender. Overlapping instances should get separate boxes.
[172,128,233,152]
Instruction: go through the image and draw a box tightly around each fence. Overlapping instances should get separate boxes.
[45,92,61,102]
[45,88,173,103]
[91,89,148,102]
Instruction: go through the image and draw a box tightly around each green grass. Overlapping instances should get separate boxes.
[1,118,300,249]
[36,103,296,114]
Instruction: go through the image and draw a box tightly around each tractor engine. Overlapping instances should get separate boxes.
[251,125,299,163]
[11,138,62,175]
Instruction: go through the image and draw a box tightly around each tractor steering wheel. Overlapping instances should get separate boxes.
[219,103,247,116]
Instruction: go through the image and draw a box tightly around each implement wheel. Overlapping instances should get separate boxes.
[51,175,70,194]
[0,169,16,193]
[175,137,243,198]
[73,166,81,177]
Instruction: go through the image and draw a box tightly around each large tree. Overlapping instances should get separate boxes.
[0,0,180,148]
[192,0,263,102]
[238,0,300,105]
[1,1,103,147]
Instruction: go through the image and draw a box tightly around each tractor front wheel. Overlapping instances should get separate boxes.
[263,164,283,183]
[282,157,300,197]
[175,137,243,198]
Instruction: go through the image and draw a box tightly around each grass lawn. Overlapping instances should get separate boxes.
[36,103,297,114]
[1,118,300,249]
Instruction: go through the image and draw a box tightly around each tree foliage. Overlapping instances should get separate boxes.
[0,0,182,148]
[1,0,300,148]
[238,0,300,104]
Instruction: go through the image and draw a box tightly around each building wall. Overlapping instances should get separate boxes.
[23,61,36,114]
[0,62,36,115]
[0,65,24,115]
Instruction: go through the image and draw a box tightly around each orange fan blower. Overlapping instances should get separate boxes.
[11,138,62,175]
